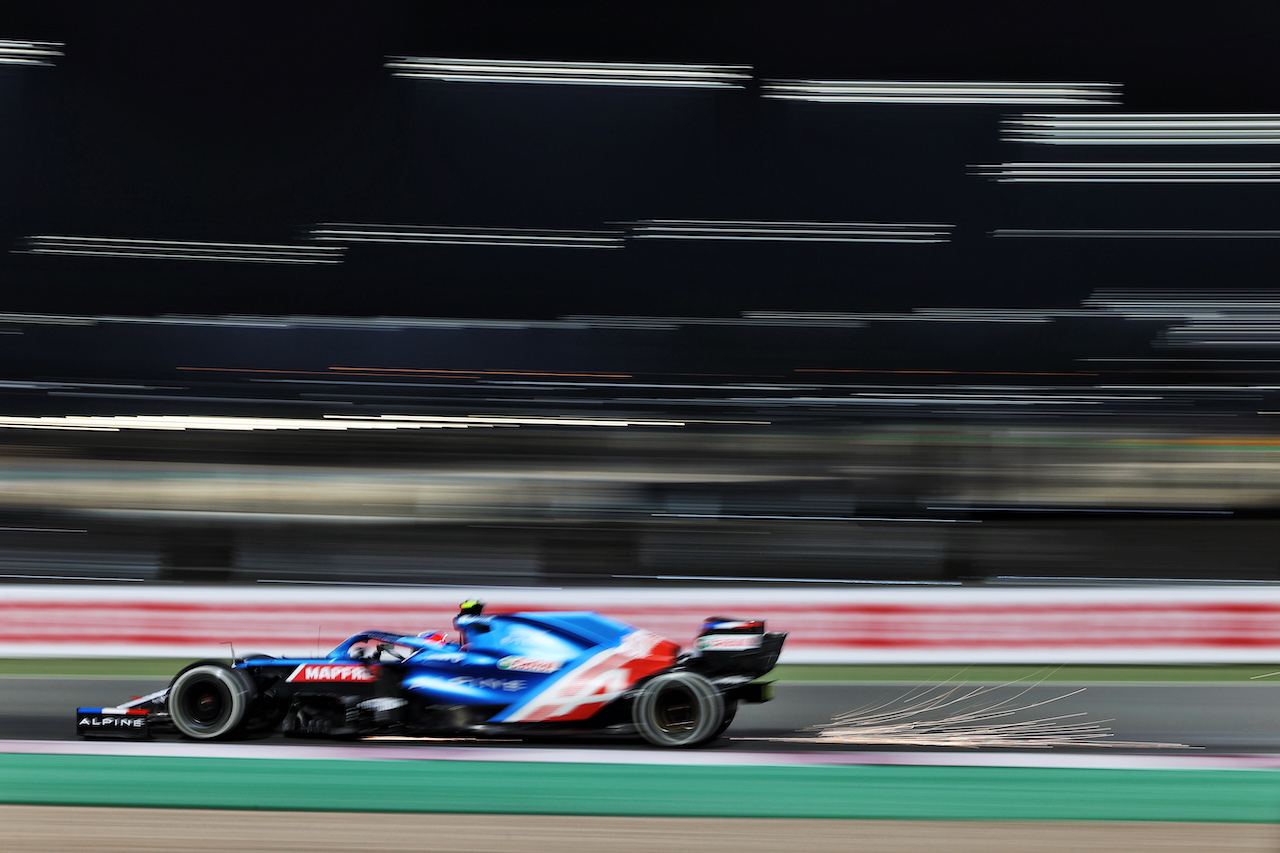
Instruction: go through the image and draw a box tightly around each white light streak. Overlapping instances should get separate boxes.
[0,414,685,433]
[1005,114,1280,145]
[0,526,88,533]
[613,574,958,585]
[973,162,1280,182]
[311,223,623,250]
[1084,290,1280,348]
[994,229,1280,238]
[385,57,750,89]
[0,39,63,67]
[0,574,145,582]
[561,314,871,329]
[630,220,952,243]
[1085,289,1280,317]
[21,236,343,264]
[762,80,1119,104]
[651,512,978,523]
[929,506,1231,515]
[747,309,1061,323]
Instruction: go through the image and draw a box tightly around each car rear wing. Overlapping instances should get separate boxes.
[687,617,787,679]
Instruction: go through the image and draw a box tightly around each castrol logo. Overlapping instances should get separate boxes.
[497,656,562,674]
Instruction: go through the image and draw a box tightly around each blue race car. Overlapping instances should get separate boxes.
[76,601,786,748]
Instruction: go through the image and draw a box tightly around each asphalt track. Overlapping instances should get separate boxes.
[7,678,1280,851]
[10,676,1280,751]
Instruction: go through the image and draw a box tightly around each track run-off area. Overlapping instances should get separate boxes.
[5,674,1280,850]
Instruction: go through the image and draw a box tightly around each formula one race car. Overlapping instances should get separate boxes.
[76,601,786,748]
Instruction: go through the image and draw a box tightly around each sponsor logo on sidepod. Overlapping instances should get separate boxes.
[286,664,377,683]
[497,656,562,674]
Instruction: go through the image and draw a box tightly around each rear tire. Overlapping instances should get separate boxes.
[713,698,739,738]
[632,671,725,748]
[168,662,256,740]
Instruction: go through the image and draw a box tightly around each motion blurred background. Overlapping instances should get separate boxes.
[2,1,1280,590]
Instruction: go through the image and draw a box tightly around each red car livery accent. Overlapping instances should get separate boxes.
[500,629,679,723]
[286,663,376,683]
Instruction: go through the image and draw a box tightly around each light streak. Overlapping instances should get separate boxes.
[762,80,1119,104]
[612,574,959,585]
[1086,289,1280,316]
[994,229,1280,238]
[0,414,685,432]
[20,236,343,264]
[311,223,623,250]
[998,576,1270,585]
[0,574,145,582]
[751,309,1056,323]
[0,39,63,67]
[257,580,558,590]
[0,527,88,533]
[973,162,1280,182]
[929,506,1231,514]
[630,219,952,243]
[385,57,750,89]
[650,512,978,522]
[1005,113,1280,144]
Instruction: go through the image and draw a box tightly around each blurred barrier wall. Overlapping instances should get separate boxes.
[8,584,1280,663]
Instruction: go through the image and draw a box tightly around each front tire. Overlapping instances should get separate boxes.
[632,671,725,748]
[168,662,256,740]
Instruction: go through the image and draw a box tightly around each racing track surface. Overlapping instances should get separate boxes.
[9,676,1280,752]
[8,678,1280,851]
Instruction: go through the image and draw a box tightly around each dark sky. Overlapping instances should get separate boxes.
[1,1,1279,322]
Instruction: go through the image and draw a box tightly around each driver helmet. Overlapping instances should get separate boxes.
[454,599,486,646]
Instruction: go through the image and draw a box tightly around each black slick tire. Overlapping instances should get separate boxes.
[167,662,256,740]
[632,671,725,748]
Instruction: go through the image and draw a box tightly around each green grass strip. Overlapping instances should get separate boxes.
[4,658,1275,683]
[2,754,1277,821]
[0,658,192,677]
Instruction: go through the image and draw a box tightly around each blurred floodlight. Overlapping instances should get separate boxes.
[0,312,587,331]
[994,229,1280,238]
[0,39,63,67]
[311,223,623,249]
[1005,114,1280,144]
[629,220,952,243]
[748,309,1054,323]
[0,414,685,432]
[20,236,344,264]
[1084,289,1280,347]
[763,80,1119,104]
[385,57,750,88]
[1085,289,1280,316]
[561,314,870,329]
[973,162,1280,182]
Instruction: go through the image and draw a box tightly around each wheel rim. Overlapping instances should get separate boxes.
[179,677,230,731]
[653,684,698,733]
[169,665,249,739]
[633,672,724,747]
